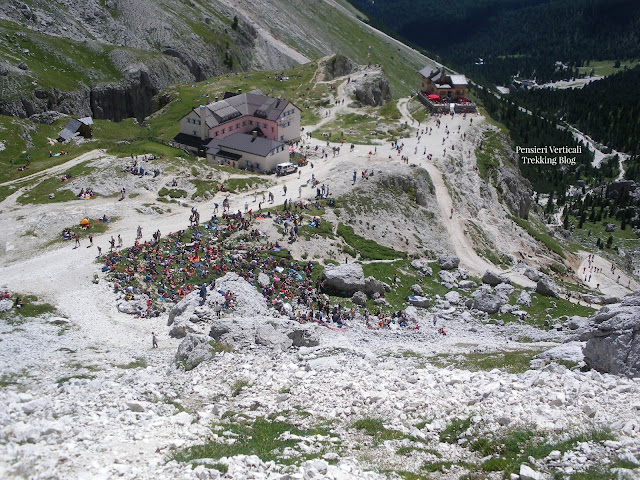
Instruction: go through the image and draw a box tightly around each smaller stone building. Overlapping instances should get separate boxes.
[205,132,288,173]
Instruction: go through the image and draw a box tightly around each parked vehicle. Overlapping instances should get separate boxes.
[276,162,298,176]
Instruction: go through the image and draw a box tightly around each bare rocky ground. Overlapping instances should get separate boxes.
[1,81,639,479]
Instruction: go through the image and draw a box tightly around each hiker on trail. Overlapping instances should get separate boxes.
[353,171,357,185]
[137,225,142,240]
[152,332,158,349]
[74,233,80,248]
[88,235,93,247]
[199,284,207,305]
[109,236,115,251]
[117,234,123,247]
[298,185,302,198]
[283,185,287,196]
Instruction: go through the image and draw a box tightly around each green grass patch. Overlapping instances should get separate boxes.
[337,223,405,260]
[116,358,148,369]
[15,161,97,205]
[475,131,502,184]
[470,428,615,478]
[0,294,57,324]
[209,341,234,353]
[56,374,95,385]
[510,215,567,259]
[440,416,472,443]
[230,379,251,397]
[352,418,404,444]
[430,349,545,374]
[172,417,332,465]
[158,187,188,198]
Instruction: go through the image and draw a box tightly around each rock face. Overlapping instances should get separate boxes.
[581,291,640,377]
[482,270,510,286]
[438,254,460,270]
[323,263,365,295]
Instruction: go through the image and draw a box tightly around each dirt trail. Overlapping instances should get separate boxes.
[0,149,106,187]
[576,251,639,297]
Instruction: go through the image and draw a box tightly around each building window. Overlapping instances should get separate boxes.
[215,131,219,137]
[193,130,197,136]
[263,123,267,128]
[236,123,240,129]
[271,127,274,132]
[242,121,246,126]
[229,126,233,131]
[249,120,253,125]
[280,135,284,141]
[222,128,225,134]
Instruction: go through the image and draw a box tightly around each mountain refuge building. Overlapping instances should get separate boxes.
[417,66,476,113]
[172,89,300,172]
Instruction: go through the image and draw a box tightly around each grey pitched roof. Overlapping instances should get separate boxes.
[206,132,284,158]
[58,118,82,140]
[197,89,292,129]
[449,75,468,86]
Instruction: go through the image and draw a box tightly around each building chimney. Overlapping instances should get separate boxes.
[251,131,257,142]
[237,88,242,94]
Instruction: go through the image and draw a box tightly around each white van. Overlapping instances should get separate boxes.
[276,162,297,176]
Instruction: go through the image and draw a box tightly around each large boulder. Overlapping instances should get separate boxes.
[354,75,392,106]
[351,291,367,306]
[287,326,320,347]
[175,334,213,371]
[255,325,293,351]
[472,293,502,314]
[168,273,267,325]
[407,295,430,308]
[482,270,510,286]
[580,291,640,377]
[411,259,433,276]
[364,276,386,298]
[323,263,365,295]
[438,254,459,270]
[516,290,532,307]
[536,278,559,298]
[322,54,354,79]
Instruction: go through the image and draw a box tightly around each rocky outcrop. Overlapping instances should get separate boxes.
[175,334,213,371]
[411,259,433,276]
[323,263,365,295]
[581,291,640,377]
[536,278,559,298]
[354,74,392,106]
[472,292,503,314]
[209,317,320,351]
[322,54,354,79]
[351,291,367,306]
[407,295,430,308]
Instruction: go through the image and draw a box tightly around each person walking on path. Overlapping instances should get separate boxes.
[88,234,93,248]
[74,233,80,248]
[152,332,158,349]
